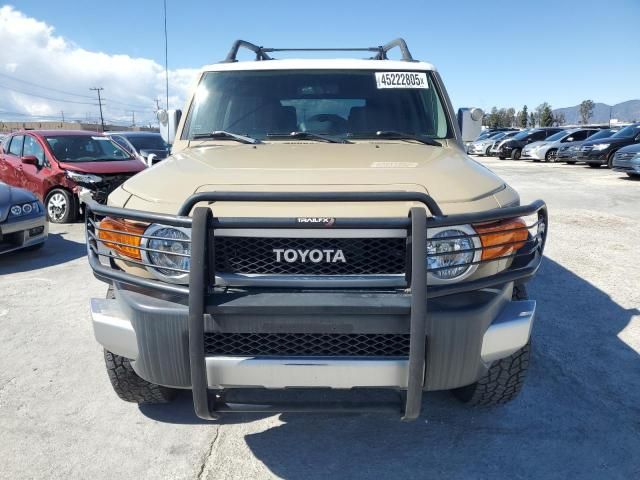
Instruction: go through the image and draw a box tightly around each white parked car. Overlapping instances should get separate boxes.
[521,128,600,162]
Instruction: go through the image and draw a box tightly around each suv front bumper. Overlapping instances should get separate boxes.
[92,283,535,391]
[86,192,547,420]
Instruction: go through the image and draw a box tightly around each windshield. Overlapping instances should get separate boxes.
[611,124,640,138]
[45,135,131,162]
[545,131,567,142]
[512,130,533,140]
[183,70,452,141]
[125,135,169,151]
[588,129,614,140]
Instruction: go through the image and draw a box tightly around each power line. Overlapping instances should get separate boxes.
[0,72,95,99]
[0,82,98,105]
[90,87,105,132]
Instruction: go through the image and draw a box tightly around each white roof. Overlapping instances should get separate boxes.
[202,58,436,73]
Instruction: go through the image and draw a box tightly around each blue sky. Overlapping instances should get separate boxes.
[5,0,640,117]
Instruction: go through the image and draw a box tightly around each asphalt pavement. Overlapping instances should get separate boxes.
[0,157,638,479]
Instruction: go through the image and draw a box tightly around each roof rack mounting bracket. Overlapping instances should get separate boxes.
[222,38,416,63]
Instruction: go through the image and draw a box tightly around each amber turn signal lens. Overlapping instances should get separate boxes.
[474,217,528,261]
[98,217,147,260]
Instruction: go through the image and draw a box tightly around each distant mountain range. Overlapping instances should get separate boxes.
[553,100,640,124]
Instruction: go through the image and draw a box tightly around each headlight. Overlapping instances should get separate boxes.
[141,225,191,283]
[592,143,610,151]
[427,225,481,282]
[65,170,103,183]
[9,202,39,217]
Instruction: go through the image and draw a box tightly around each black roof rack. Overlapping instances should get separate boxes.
[222,38,416,63]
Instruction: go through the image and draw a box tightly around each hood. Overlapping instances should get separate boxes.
[617,143,640,155]
[119,142,507,217]
[0,182,38,222]
[58,158,146,175]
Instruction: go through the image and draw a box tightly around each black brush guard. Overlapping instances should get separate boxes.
[85,192,547,421]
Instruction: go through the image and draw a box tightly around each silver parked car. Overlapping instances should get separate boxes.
[0,181,48,254]
[612,144,640,179]
[468,131,518,156]
[489,130,525,156]
[521,128,599,162]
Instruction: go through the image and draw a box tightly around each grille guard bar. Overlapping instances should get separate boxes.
[85,191,548,421]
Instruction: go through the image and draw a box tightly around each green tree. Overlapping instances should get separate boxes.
[579,100,595,124]
[518,105,528,128]
[553,112,566,127]
[537,103,554,127]
[529,112,536,128]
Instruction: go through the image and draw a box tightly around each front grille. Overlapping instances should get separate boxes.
[203,332,411,357]
[615,152,636,163]
[93,174,135,204]
[214,236,406,275]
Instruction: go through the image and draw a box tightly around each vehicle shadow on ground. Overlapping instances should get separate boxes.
[237,257,640,479]
[0,232,86,275]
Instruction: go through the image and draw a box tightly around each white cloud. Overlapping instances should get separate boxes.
[0,5,199,126]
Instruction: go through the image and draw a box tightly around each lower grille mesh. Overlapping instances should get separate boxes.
[203,332,411,357]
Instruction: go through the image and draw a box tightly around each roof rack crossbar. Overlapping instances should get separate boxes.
[222,38,415,63]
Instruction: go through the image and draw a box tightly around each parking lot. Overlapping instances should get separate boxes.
[1,157,639,480]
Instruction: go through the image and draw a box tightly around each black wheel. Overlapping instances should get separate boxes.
[566,161,576,165]
[104,350,177,404]
[511,148,521,160]
[103,287,177,404]
[498,156,506,160]
[485,146,492,156]
[452,284,530,407]
[627,173,640,179]
[606,152,616,169]
[588,163,601,168]
[45,188,77,223]
[545,149,558,163]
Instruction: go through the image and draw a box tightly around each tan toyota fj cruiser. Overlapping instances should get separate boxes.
[86,39,547,420]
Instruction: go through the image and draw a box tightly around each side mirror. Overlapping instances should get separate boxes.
[457,108,484,143]
[157,109,182,144]
[21,155,38,166]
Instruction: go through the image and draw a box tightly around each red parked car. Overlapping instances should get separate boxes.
[0,130,146,223]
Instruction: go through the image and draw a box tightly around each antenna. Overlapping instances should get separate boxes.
[163,0,169,110]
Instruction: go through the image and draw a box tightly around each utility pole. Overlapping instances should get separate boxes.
[90,87,105,131]
[163,0,169,110]
[61,111,65,122]
[131,111,136,127]
[154,98,161,111]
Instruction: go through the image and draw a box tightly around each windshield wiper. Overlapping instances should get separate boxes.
[267,131,350,144]
[192,130,261,144]
[368,131,442,147]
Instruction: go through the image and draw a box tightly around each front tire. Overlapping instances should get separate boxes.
[627,173,640,179]
[102,287,177,404]
[45,188,77,223]
[498,156,506,160]
[566,161,576,165]
[588,163,601,168]
[545,149,558,163]
[104,350,177,404]
[511,148,521,160]
[452,284,530,407]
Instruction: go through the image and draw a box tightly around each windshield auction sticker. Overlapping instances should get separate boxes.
[375,72,428,89]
